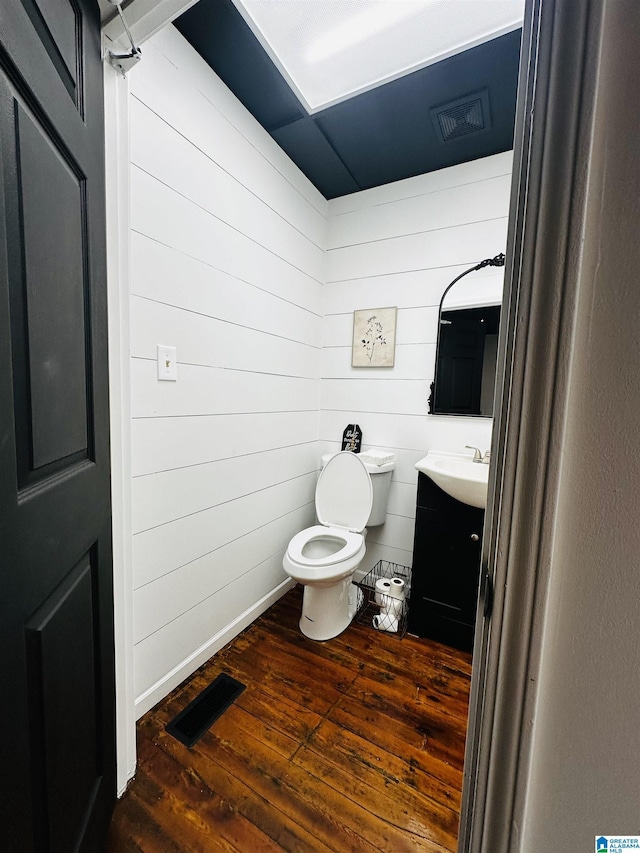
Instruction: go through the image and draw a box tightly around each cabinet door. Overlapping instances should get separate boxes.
[414,509,482,616]
[409,507,483,649]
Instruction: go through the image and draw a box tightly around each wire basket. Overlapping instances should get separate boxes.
[354,560,412,638]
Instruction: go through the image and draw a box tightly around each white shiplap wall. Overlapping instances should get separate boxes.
[324,152,513,573]
[129,25,327,716]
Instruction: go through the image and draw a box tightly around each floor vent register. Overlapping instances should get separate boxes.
[165,672,246,747]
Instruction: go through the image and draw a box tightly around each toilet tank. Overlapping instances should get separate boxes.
[321,450,395,527]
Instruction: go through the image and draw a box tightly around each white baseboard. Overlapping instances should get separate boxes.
[134,577,296,720]
[117,763,137,799]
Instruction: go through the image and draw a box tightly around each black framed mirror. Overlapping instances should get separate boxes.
[428,254,505,417]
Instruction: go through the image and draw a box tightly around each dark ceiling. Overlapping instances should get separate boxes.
[175,0,521,200]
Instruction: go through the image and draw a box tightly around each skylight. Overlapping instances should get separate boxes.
[232,0,525,113]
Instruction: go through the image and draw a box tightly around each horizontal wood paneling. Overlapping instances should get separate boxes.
[386,480,418,519]
[324,267,502,313]
[152,27,328,219]
[133,471,316,592]
[131,166,323,311]
[129,27,325,712]
[327,217,508,282]
[366,512,416,553]
[132,443,318,533]
[133,554,290,699]
[134,30,328,227]
[130,296,320,378]
[131,410,320,477]
[329,149,512,216]
[130,97,324,281]
[130,233,322,346]
[328,173,512,248]
[130,360,319,418]
[320,377,430,416]
[134,505,313,644]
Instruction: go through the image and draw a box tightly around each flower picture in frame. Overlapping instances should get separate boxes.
[352,307,397,368]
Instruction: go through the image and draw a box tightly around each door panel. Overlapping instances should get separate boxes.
[19,0,81,106]
[26,551,100,853]
[0,0,114,850]
[10,97,90,476]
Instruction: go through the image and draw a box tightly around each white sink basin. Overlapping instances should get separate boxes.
[415,451,489,508]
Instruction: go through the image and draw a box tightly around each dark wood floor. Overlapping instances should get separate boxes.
[108,586,472,852]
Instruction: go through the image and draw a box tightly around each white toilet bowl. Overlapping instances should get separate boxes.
[283,452,373,641]
[285,525,365,585]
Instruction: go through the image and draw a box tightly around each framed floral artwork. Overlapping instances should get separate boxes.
[352,307,397,367]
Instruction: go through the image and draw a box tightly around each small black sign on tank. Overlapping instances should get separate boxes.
[342,424,362,453]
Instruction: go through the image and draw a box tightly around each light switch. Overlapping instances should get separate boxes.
[157,345,177,381]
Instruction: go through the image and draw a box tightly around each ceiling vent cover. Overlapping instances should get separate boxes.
[431,90,491,142]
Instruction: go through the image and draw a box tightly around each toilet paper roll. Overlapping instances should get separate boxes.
[388,577,406,599]
[375,576,406,603]
[374,578,393,607]
[372,611,399,633]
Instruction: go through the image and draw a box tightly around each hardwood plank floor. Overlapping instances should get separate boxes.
[108,587,472,852]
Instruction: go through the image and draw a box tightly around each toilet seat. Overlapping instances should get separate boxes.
[285,453,372,572]
[286,525,363,567]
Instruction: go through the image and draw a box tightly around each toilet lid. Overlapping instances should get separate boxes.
[316,452,373,533]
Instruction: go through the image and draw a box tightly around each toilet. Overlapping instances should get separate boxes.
[283,450,395,641]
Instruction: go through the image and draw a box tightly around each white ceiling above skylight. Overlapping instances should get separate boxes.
[232,0,525,114]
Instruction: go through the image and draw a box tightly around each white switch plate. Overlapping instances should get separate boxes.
[157,345,177,381]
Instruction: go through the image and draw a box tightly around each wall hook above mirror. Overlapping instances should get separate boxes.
[428,253,506,417]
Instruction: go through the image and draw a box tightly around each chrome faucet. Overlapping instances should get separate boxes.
[466,446,491,464]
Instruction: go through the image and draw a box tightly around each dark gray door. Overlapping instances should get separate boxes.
[0,1,115,850]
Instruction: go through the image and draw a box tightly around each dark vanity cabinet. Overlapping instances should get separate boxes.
[408,472,484,652]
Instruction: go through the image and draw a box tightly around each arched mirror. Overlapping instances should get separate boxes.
[429,254,505,417]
